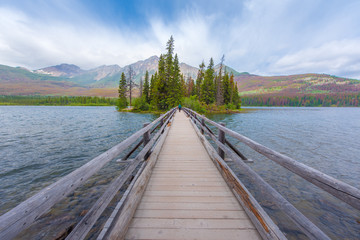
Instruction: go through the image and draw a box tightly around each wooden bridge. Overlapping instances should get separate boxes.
[1,108,360,240]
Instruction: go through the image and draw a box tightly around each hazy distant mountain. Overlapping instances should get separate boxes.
[235,73,360,96]
[35,64,84,77]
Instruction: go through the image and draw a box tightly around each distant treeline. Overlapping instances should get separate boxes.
[0,95,117,106]
[241,93,360,107]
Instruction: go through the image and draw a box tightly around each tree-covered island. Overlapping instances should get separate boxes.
[117,36,241,113]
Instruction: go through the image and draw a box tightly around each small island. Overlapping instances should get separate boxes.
[117,36,241,114]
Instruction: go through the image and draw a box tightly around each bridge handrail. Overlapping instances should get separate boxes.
[0,107,176,240]
[183,107,360,240]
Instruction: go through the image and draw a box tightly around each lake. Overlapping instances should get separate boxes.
[0,106,359,239]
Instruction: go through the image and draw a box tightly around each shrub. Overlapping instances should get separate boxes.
[133,97,150,111]
[182,96,206,113]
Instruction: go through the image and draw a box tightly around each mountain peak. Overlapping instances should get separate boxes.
[35,63,83,77]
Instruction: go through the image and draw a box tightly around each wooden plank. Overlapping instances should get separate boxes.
[140,195,238,204]
[143,191,233,197]
[133,209,247,219]
[148,177,226,182]
[0,108,176,240]
[137,202,241,211]
[130,218,255,229]
[145,185,228,192]
[125,228,261,240]
[146,180,227,187]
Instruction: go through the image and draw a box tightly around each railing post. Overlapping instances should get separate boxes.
[218,122,225,159]
[201,115,205,135]
[143,123,150,146]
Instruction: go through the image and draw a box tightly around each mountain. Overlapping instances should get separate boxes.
[1,57,359,98]
[35,64,84,77]
[235,73,360,96]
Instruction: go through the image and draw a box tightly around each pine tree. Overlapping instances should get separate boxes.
[196,61,205,98]
[127,66,135,106]
[201,58,215,104]
[139,78,143,98]
[222,73,231,104]
[155,54,168,109]
[216,55,225,105]
[167,53,181,107]
[143,70,150,103]
[231,74,241,108]
[118,72,128,109]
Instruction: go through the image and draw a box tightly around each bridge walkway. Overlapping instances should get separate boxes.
[124,110,261,240]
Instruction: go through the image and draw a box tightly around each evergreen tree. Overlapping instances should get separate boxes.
[216,55,225,105]
[139,78,143,98]
[167,53,181,107]
[165,36,174,82]
[143,70,150,103]
[127,66,135,106]
[231,75,241,108]
[196,61,205,98]
[154,54,168,109]
[201,58,215,104]
[118,72,128,109]
[150,72,157,105]
[222,73,231,104]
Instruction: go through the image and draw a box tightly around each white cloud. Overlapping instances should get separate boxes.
[269,39,360,79]
[0,7,162,69]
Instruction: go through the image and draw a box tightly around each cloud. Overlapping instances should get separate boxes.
[0,6,162,69]
[268,39,360,79]
[0,0,360,79]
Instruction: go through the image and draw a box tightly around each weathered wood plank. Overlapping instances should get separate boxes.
[125,228,261,240]
[137,202,241,211]
[145,185,228,192]
[133,209,247,219]
[143,191,233,197]
[140,195,239,203]
[129,218,255,229]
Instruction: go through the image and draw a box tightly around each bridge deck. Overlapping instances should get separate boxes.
[124,111,261,240]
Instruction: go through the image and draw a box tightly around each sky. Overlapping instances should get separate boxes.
[1,0,360,79]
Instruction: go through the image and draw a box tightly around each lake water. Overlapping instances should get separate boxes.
[0,106,359,239]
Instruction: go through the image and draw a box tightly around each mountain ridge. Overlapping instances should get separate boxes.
[0,56,359,98]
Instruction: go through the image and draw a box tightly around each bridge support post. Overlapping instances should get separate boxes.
[201,115,205,135]
[143,122,151,160]
[143,123,150,146]
[218,122,225,159]
[160,115,164,133]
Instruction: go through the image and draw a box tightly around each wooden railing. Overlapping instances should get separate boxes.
[0,108,176,240]
[183,107,360,240]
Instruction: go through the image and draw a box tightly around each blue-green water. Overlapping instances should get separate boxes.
[0,106,359,239]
